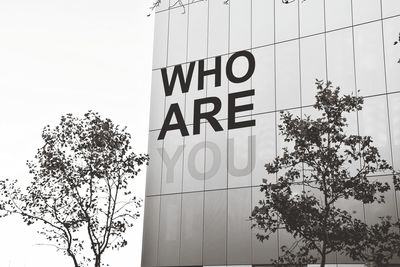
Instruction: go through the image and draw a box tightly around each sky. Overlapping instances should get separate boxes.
[0,0,154,266]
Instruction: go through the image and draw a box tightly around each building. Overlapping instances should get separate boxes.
[142,0,400,266]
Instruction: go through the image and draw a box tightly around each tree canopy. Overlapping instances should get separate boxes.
[251,81,400,267]
[0,111,148,267]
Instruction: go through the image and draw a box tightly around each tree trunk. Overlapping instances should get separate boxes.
[67,249,80,267]
[320,242,326,267]
[94,254,101,267]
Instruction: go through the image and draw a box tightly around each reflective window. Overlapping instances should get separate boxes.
[276,40,301,111]
[252,113,276,186]
[352,0,381,25]
[203,190,227,266]
[252,46,275,115]
[206,56,229,121]
[388,93,400,170]
[326,28,355,96]
[141,196,160,267]
[299,0,324,37]
[161,129,184,194]
[354,22,386,97]
[180,192,204,265]
[187,0,208,62]
[325,0,352,31]
[275,0,298,42]
[153,11,169,69]
[158,194,181,266]
[364,175,397,224]
[227,187,252,264]
[205,121,228,190]
[252,0,274,47]
[382,0,400,18]
[300,34,327,106]
[154,0,169,12]
[208,0,229,57]
[185,61,207,126]
[146,131,162,196]
[228,125,253,188]
[230,0,251,52]
[183,124,206,192]
[149,69,166,131]
[383,17,400,93]
[168,7,188,66]
[276,109,300,178]
[251,187,278,264]
[229,50,253,99]
[358,96,392,174]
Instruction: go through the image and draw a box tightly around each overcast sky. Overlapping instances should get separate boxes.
[0,0,153,266]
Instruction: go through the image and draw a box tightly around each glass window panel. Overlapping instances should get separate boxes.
[205,120,228,190]
[154,0,170,12]
[229,49,253,99]
[365,175,397,224]
[228,124,253,188]
[275,0,298,43]
[251,187,279,264]
[383,17,400,93]
[358,96,392,175]
[185,61,207,126]
[276,40,301,111]
[252,113,276,186]
[167,6,188,66]
[149,69,166,131]
[141,196,160,267]
[382,0,400,18]
[325,0,352,31]
[208,0,229,57]
[187,0,208,62]
[299,0,324,37]
[161,129,184,194]
[252,0,274,47]
[163,65,188,126]
[203,190,227,266]
[326,28,355,96]
[352,0,381,25]
[300,34,327,107]
[276,109,300,178]
[252,46,275,115]
[180,192,204,266]
[170,0,189,11]
[389,93,400,170]
[158,194,181,266]
[354,22,386,97]
[146,131,162,196]
[183,124,206,192]
[230,0,251,52]
[227,187,252,265]
[153,11,169,69]
[207,56,229,121]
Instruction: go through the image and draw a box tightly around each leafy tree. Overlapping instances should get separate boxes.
[0,111,148,267]
[251,81,400,267]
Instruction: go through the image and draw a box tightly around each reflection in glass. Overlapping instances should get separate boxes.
[158,194,181,266]
[227,187,252,264]
[203,190,227,265]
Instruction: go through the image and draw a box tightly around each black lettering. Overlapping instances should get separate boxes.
[198,56,221,90]
[158,104,189,140]
[226,50,255,84]
[228,90,256,129]
[193,97,223,135]
[161,62,196,96]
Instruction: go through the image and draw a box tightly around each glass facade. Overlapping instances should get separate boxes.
[143,0,400,266]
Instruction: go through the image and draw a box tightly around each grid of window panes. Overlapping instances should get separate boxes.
[142,0,400,266]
